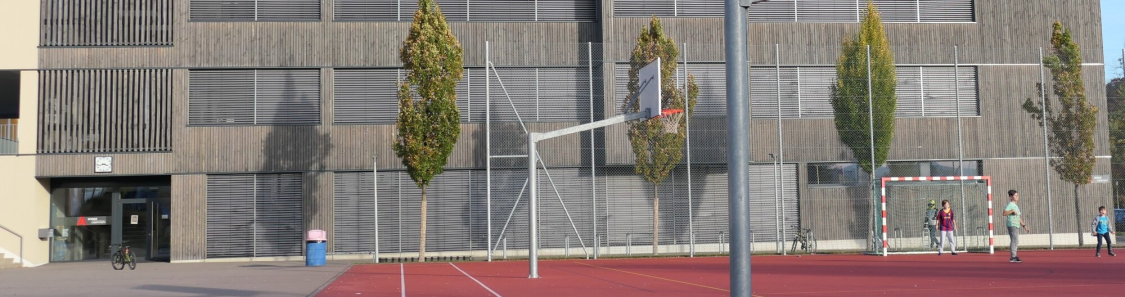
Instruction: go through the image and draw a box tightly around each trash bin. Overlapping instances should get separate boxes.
[306,230,327,267]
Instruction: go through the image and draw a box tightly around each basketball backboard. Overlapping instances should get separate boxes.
[637,58,662,119]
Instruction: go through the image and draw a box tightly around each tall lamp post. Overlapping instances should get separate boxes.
[727,0,770,296]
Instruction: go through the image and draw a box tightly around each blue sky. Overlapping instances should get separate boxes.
[1105,0,1124,80]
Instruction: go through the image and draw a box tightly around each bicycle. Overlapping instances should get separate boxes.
[790,228,817,254]
[110,243,137,270]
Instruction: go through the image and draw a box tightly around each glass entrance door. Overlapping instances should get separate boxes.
[119,200,149,261]
[149,200,171,261]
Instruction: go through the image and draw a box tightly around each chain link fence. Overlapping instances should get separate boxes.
[363,42,1116,261]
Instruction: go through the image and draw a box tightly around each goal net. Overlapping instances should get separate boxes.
[879,176,994,256]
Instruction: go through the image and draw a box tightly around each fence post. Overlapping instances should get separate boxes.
[867,45,880,256]
[486,41,493,262]
[1039,47,1055,250]
[776,43,788,256]
[955,45,969,251]
[378,155,382,262]
[684,42,695,258]
[589,41,597,261]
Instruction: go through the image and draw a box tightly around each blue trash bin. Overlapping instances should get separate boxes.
[306,241,326,266]
[306,229,327,267]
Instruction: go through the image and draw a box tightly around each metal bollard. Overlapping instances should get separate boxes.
[720,232,725,254]
[750,232,755,254]
[626,233,632,256]
[503,238,508,259]
[594,235,600,259]
[565,236,570,258]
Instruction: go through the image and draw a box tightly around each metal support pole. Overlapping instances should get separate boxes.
[867,45,879,256]
[589,41,597,260]
[486,41,493,261]
[378,156,382,263]
[776,43,787,256]
[684,42,695,258]
[528,133,539,278]
[1039,47,1055,249]
[726,0,752,295]
[772,154,780,254]
[955,46,968,250]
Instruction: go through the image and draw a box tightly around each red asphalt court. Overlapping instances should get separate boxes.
[317,249,1124,297]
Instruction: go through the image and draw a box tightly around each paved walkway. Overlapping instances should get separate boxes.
[0,260,350,297]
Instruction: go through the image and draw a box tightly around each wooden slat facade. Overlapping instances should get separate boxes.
[27,0,1113,258]
[171,174,206,261]
[305,172,335,252]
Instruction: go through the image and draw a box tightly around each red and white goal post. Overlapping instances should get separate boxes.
[880,176,994,256]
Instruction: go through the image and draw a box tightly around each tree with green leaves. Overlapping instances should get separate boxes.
[832,1,897,176]
[1022,22,1098,247]
[394,0,463,262]
[624,17,698,255]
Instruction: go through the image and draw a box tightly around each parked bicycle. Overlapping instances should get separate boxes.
[110,243,136,270]
[790,228,817,254]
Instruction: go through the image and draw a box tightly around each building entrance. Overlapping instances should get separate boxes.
[49,177,171,262]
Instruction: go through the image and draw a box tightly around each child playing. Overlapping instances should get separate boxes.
[1091,206,1116,257]
[936,200,958,256]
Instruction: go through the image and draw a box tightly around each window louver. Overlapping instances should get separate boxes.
[207,174,304,259]
[189,69,321,126]
[335,0,594,22]
[191,0,321,22]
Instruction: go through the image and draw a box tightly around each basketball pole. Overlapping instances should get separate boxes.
[526,74,658,279]
[727,0,754,296]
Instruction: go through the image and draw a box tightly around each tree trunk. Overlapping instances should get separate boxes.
[653,183,660,255]
[1074,185,1083,247]
[420,186,428,262]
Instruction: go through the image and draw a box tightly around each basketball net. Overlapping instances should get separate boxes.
[655,109,684,134]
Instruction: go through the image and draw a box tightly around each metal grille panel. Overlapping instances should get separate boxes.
[206,175,256,258]
[334,172,378,253]
[206,174,304,259]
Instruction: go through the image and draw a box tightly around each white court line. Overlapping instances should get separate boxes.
[450,262,502,297]
[400,263,406,297]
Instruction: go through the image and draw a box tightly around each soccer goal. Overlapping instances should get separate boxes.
[879,176,994,256]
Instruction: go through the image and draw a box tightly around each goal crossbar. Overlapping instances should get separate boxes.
[880,176,994,256]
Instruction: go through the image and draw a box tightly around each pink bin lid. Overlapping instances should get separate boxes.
[307,230,327,241]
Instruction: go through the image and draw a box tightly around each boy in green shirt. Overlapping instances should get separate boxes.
[1003,190,1031,263]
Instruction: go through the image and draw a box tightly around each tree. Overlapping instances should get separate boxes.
[394,0,463,262]
[623,16,698,255]
[831,1,897,176]
[1022,22,1098,246]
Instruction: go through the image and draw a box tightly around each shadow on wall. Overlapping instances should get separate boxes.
[260,70,334,228]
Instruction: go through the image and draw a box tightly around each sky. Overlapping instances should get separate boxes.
[1105,0,1124,81]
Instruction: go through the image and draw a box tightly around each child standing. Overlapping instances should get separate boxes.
[924,200,939,249]
[936,200,958,256]
[1091,206,1116,257]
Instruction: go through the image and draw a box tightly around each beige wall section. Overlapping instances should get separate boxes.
[0,0,45,268]
[0,156,51,267]
[0,0,38,69]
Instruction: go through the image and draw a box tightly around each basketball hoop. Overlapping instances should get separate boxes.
[653,109,684,134]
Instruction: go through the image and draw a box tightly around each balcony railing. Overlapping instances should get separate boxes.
[0,121,17,155]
